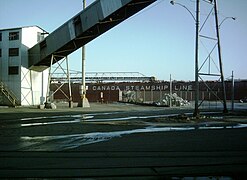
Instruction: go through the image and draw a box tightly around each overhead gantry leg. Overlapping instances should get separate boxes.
[45,54,73,109]
[66,56,73,108]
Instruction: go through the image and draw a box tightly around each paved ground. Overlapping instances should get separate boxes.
[0,103,247,179]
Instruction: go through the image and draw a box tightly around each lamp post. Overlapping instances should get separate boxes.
[231,70,234,111]
[220,17,235,112]
[170,74,172,107]
[170,1,196,21]
[219,17,236,28]
[213,0,228,113]
[170,0,200,118]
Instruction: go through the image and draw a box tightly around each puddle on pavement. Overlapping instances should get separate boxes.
[19,111,133,127]
[83,114,174,122]
[172,177,233,180]
[21,119,82,127]
[15,112,247,151]
[21,115,94,127]
[20,112,121,121]
[19,112,186,127]
[19,126,193,151]
[19,124,247,151]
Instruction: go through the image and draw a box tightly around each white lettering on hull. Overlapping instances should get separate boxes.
[91,85,193,91]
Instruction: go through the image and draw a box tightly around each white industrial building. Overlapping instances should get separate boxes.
[0,26,49,106]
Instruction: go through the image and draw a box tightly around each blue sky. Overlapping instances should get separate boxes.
[1,0,246,81]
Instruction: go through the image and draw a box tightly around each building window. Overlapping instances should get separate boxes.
[0,33,2,41]
[37,32,45,42]
[9,32,19,41]
[8,66,19,75]
[9,48,19,57]
[39,40,47,50]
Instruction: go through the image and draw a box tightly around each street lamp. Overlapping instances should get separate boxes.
[219,17,236,28]
[170,1,196,21]
[219,17,236,112]
[170,0,200,118]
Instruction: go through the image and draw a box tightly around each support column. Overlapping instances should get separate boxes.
[44,55,73,109]
[46,54,54,104]
[79,0,90,108]
[213,0,228,113]
[66,56,73,108]
[193,0,200,118]
[44,55,56,109]
[41,71,45,105]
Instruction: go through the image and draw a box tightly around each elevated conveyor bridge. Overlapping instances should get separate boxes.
[28,0,156,71]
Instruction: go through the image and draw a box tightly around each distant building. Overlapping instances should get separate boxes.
[0,26,49,106]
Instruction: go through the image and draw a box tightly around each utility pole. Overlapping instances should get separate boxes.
[79,0,90,107]
[193,0,200,118]
[213,0,227,113]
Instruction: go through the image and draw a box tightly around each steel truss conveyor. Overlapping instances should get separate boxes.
[28,0,156,71]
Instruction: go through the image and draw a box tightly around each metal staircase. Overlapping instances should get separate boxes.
[0,82,20,106]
